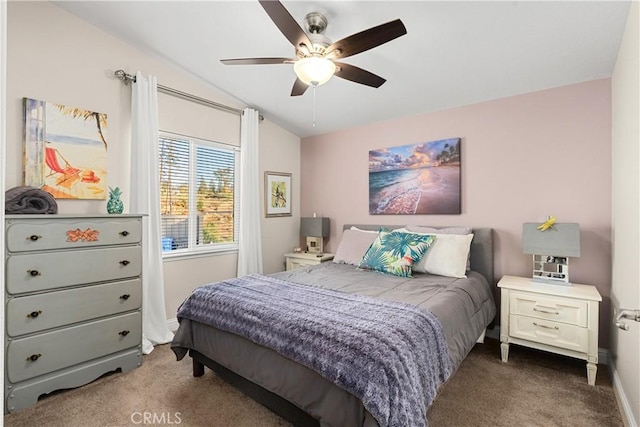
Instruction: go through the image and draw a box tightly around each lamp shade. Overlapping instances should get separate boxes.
[293,57,336,86]
[522,223,581,257]
[300,217,330,237]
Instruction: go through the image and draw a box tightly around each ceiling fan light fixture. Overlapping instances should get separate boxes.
[293,56,336,87]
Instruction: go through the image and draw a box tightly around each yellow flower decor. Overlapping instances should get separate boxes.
[537,215,556,232]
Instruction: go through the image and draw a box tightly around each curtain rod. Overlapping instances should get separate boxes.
[114,69,261,119]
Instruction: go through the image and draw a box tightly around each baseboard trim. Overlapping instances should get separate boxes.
[486,326,609,365]
[609,358,638,427]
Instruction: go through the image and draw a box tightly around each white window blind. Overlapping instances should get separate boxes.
[159,132,239,255]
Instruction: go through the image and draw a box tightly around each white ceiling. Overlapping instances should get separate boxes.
[54,1,630,138]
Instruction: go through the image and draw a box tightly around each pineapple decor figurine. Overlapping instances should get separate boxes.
[107,187,124,214]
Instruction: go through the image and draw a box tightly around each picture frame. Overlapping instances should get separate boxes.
[23,97,108,200]
[265,171,292,217]
[369,137,461,215]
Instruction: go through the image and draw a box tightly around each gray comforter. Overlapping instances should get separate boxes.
[272,263,495,370]
[172,262,496,426]
[176,274,452,427]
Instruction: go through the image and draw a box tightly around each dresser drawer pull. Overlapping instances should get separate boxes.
[119,260,130,266]
[120,231,130,237]
[533,307,559,315]
[26,310,42,319]
[26,354,42,362]
[27,235,42,241]
[120,294,131,301]
[119,330,130,337]
[533,322,559,330]
[27,269,41,277]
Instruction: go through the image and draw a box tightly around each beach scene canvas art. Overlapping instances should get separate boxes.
[24,98,107,199]
[369,138,461,214]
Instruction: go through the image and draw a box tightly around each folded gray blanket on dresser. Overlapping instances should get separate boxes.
[5,186,57,214]
[176,274,452,427]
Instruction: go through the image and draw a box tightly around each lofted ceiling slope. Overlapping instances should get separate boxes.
[54,1,631,138]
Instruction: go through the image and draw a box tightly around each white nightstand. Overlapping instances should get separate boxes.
[284,252,334,271]
[498,275,602,385]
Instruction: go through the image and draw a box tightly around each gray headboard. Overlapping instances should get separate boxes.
[343,224,494,286]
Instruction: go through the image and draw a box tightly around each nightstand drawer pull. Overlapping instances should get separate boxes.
[120,230,130,237]
[27,235,42,241]
[533,322,559,330]
[26,354,42,362]
[27,269,41,277]
[533,307,559,315]
[119,330,130,337]
[119,294,131,300]
[119,260,130,266]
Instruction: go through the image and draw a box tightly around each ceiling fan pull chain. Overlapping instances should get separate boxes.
[312,84,317,127]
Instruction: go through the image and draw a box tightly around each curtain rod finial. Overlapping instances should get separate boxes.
[115,69,136,84]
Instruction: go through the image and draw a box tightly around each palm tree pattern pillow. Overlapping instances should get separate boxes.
[358,230,436,277]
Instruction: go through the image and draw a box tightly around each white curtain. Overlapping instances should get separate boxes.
[237,108,263,276]
[131,72,174,354]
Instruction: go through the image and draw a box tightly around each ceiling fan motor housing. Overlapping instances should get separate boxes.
[305,12,328,34]
[297,13,331,56]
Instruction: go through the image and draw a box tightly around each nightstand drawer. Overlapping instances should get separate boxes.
[509,314,588,353]
[510,291,587,327]
[287,258,319,270]
[284,253,334,271]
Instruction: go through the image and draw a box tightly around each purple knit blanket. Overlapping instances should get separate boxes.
[177,274,452,427]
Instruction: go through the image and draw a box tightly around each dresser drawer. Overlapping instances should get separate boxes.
[510,291,588,327]
[6,279,141,337]
[6,311,141,383]
[509,314,588,353]
[6,246,141,295]
[6,217,141,253]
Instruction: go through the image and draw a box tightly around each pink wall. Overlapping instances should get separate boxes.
[301,79,613,347]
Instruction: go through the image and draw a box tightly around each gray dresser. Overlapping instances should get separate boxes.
[4,215,143,413]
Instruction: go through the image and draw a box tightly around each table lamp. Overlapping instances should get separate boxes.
[301,217,329,254]
[522,222,580,285]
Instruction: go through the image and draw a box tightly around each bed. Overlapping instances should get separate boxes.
[171,224,496,427]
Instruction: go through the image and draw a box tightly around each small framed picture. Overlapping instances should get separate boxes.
[265,171,292,217]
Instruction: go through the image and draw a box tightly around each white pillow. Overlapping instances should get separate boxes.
[405,225,472,270]
[334,229,379,265]
[396,228,473,278]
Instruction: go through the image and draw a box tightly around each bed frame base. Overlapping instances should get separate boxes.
[189,349,320,427]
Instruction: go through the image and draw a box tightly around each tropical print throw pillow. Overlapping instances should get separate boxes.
[358,230,435,277]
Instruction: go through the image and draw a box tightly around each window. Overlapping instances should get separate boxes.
[159,132,239,256]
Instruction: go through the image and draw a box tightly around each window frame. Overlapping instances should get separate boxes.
[159,131,240,260]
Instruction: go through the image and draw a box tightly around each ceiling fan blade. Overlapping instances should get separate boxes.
[326,19,407,59]
[221,57,293,65]
[291,78,309,96]
[333,62,386,88]
[259,0,312,51]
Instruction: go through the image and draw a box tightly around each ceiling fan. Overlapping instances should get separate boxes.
[221,0,407,96]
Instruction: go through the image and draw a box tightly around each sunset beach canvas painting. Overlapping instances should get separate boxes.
[369,138,461,214]
[24,97,107,199]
